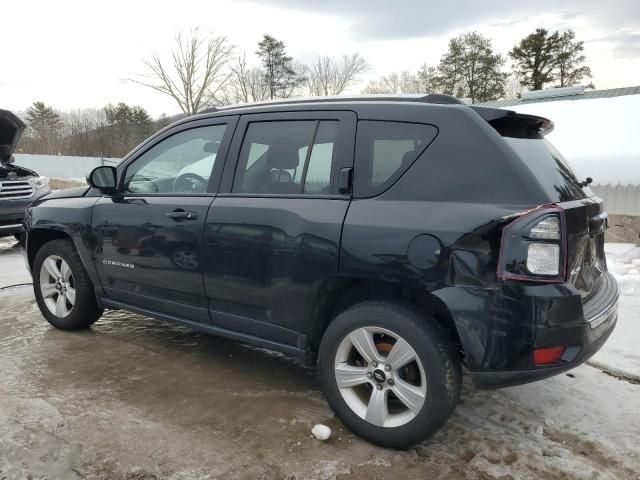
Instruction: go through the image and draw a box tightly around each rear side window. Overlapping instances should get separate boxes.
[354,121,438,197]
[503,138,589,202]
[234,120,338,195]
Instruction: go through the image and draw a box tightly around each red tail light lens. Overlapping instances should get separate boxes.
[534,346,566,365]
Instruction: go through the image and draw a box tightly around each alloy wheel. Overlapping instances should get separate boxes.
[39,255,76,318]
[334,326,427,428]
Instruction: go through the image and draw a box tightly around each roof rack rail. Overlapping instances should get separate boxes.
[197,94,464,114]
[419,94,465,105]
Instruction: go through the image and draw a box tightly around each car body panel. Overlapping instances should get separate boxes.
[24,195,102,288]
[91,195,214,323]
[202,110,356,350]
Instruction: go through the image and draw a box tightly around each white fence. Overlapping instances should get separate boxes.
[13,154,119,180]
[592,184,640,216]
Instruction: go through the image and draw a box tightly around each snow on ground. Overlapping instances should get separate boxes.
[0,237,31,289]
[589,243,640,381]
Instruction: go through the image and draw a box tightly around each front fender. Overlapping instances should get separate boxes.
[26,195,102,294]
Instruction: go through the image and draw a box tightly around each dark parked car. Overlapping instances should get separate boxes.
[0,109,51,239]
[21,95,618,448]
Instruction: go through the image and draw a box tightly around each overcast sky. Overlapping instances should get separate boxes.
[1,0,639,116]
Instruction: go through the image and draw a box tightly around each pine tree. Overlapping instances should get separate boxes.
[416,64,440,93]
[509,28,562,90]
[24,101,64,154]
[256,34,304,99]
[25,102,63,140]
[554,30,592,87]
[435,38,466,97]
[155,113,172,130]
[104,103,153,157]
[435,32,506,103]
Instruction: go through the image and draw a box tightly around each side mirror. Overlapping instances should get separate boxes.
[87,166,118,194]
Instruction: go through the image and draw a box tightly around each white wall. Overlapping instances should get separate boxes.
[506,95,640,186]
[13,154,119,180]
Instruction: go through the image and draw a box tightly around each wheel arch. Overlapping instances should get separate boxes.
[27,227,103,299]
[307,276,465,366]
[27,228,73,270]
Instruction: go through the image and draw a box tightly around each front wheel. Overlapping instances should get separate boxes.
[318,301,461,448]
[33,239,103,330]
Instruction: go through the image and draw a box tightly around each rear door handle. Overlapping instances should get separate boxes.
[166,209,197,221]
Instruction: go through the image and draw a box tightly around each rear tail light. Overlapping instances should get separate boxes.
[528,215,560,240]
[526,243,560,276]
[498,206,566,282]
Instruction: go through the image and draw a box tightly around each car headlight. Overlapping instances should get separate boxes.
[30,176,49,189]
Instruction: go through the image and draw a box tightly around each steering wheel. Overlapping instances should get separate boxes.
[173,173,207,193]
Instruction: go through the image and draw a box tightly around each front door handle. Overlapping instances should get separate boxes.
[166,209,197,221]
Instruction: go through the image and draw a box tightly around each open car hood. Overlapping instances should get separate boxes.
[0,108,26,164]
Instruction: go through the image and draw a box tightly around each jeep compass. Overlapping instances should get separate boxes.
[21,95,618,448]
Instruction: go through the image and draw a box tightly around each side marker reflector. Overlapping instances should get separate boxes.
[534,346,566,365]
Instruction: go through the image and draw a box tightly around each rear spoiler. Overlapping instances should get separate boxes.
[470,106,554,137]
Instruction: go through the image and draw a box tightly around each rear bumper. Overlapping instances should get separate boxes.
[436,271,619,389]
[470,299,617,388]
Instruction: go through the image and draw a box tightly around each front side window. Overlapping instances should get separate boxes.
[124,124,226,194]
[234,120,338,195]
[355,121,438,197]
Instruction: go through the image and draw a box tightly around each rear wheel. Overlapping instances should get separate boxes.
[319,301,461,448]
[33,239,103,330]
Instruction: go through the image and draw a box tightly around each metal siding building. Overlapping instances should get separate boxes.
[477,86,640,216]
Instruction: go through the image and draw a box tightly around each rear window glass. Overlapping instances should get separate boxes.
[355,121,438,197]
[504,138,590,202]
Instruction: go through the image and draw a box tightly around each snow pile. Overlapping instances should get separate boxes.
[311,424,331,441]
[588,243,640,381]
[605,243,640,296]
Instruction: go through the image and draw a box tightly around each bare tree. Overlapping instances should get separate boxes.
[219,53,270,104]
[361,71,421,94]
[134,28,234,114]
[306,53,369,96]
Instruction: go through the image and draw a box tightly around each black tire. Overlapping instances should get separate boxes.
[318,301,461,449]
[33,239,103,330]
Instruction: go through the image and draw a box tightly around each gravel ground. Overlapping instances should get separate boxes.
[1,237,639,479]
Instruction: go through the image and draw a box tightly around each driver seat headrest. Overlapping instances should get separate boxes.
[267,137,301,170]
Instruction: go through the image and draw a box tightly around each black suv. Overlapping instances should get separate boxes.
[1,109,51,238]
[21,95,618,448]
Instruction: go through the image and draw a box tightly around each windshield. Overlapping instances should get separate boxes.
[504,137,592,202]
